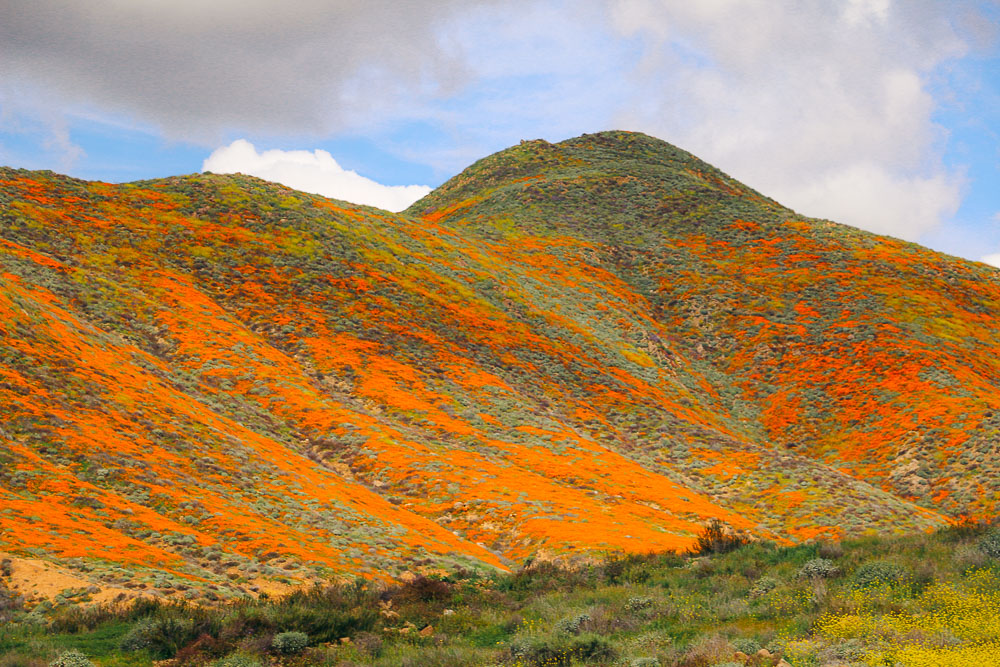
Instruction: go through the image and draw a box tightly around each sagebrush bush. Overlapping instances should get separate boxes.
[47,651,94,667]
[625,596,653,612]
[271,630,308,655]
[628,658,659,667]
[749,576,778,598]
[555,613,590,635]
[798,558,839,579]
[852,561,910,589]
[210,652,264,667]
[977,528,1000,559]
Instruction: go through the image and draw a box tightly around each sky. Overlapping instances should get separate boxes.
[2,0,999,265]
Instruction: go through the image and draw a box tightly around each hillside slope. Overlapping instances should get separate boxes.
[2,131,996,601]
[411,132,1000,519]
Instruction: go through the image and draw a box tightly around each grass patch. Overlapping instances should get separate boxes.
[5,520,1000,666]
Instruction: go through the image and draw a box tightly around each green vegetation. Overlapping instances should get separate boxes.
[4,521,1000,666]
[5,131,1000,665]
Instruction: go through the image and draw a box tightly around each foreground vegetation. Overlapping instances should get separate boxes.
[4,520,1000,666]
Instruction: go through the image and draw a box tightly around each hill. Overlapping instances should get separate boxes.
[2,130,998,605]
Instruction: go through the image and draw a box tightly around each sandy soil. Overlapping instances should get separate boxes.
[0,551,133,604]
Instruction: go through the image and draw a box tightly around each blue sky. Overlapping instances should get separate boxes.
[2,0,999,264]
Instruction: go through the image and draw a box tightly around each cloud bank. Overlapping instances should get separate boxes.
[203,140,430,212]
[606,0,970,240]
[0,1,498,140]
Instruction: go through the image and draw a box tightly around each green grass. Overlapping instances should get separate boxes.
[0,622,152,667]
[5,520,1000,666]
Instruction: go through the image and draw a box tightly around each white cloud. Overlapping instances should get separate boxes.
[981,253,1000,268]
[202,140,430,212]
[0,1,511,142]
[606,0,973,241]
[982,215,1000,266]
[778,162,961,237]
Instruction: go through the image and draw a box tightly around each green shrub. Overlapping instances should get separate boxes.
[211,652,264,667]
[271,630,308,655]
[260,585,378,643]
[629,659,659,667]
[353,631,383,658]
[119,617,155,652]
[798,558,839,579]
[978,528,1000,559]
[568,633,615,661]
[0,580,23,624]
[118,614,197,658]
[749,576,778,597]
[508,635,561,665]
[554,613,590,635]
[852,561,910,589]
[821,638,865,662]
[48,651,94,667]
[625,596,653,612]
[732,637,761,654]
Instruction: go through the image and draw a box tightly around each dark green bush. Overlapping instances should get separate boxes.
[119,614,198,658]
[210,653,264,667]
[508,635,563,666]
[568,633,615,661]
[271,631,308,655]
[731,637,761,654]
[48,603,120,634]
[264,603,376,644]
[852,561,910,589]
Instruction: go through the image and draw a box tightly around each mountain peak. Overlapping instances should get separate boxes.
[408,130,786,241]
